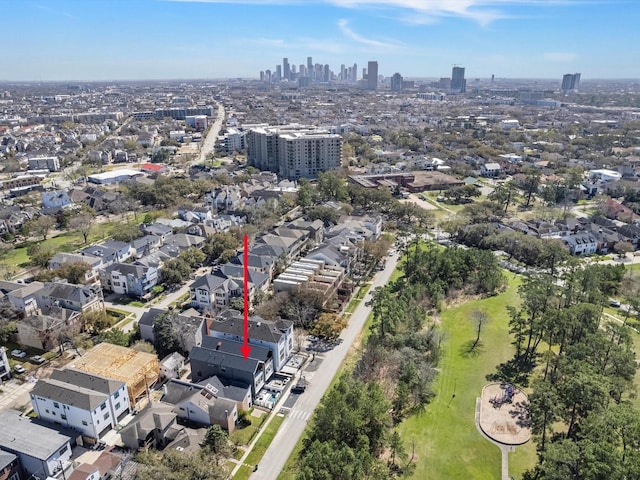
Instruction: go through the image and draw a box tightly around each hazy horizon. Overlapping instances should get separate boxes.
[2,0,639,81]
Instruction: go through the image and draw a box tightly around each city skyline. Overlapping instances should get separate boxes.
[2,0,639,81]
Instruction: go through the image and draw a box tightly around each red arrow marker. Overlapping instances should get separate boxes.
[240,234,252,359]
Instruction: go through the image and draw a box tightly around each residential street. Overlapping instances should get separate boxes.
[195,102,225,165]
[250,250,401,479]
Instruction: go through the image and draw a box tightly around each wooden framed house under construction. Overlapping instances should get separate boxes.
[69,343,159,408]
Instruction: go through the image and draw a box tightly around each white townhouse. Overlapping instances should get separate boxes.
[30,368,130,440]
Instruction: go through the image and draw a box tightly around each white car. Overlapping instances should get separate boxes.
[11,349,26,358]
[13,365,26,375]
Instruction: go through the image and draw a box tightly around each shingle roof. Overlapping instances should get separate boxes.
[50,368,124,396]
[207,314,292,344]
[32,378,108,411]
[190,346,259,374]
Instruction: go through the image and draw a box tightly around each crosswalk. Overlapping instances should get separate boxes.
[281,407,312,422]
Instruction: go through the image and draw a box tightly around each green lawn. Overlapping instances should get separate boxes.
[397,273,537,480]
[244,414,285,466]
[1,220,115,271]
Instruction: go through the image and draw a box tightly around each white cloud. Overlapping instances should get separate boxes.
[337,19,403,49]
[543,51,577,62]
[165,0,586,25]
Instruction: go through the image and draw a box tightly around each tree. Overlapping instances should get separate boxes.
[110,222,143,242]
[153,310,183,357]
[159,258,191,287]
[27,243,56,267]
[520,171,541,207]
[68,213,95,244]
[311,313,348,341]
[470,308,489,350]
[54,261,91,284]
[317,171,348,202]
[135,448,229,480]
[202,425,233,461]
[489,181,519,214]
[179,247,206,268]
[24,215,56,240]
[613,241,634,258]
[82,310,114,333]
[98,328,130,346]
[296,178,316,207]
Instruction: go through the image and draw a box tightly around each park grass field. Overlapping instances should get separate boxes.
[397,272,538,479]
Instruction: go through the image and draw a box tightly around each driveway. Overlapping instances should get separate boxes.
[250,252,401,479]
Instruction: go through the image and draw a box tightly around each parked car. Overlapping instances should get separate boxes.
[610,299,621,308]
[13,365,26,374]
[291,384,306,394]
[30,355,46,365]
[11,349,26,358]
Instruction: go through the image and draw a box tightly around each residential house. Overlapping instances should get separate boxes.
[0,281,43,317]
[159,352,186,381]
[138,308,204,354]
[0,347,10,384]
[119,402,179,450]
[195,376,252,411]
[178,207,213,224]
[140,223,173,242]
[205,187,243,211]
[35,282,104,314]
[17,309,82,351]
[160,380,237,433]
[49,253,102,284]
[189,275,243,311]
[190,345,267,399]
[285,218,325,245]
[162,233,205,250]
[30,370,129,440]
[131,235,162,258]
[560,232,598,255]
[617,224,640,249]
[42,190,72,210]
[99,263,158,299]
[67,451,122,480]
[97,241,134,263]
[0,451,23,480]
[255,233,305,263]
[205,313,293,372]
[0,409,74,479]
[480,162,502,177]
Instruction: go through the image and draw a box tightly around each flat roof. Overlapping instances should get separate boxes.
[0,410,73,461]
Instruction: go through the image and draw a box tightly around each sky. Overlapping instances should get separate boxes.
[2,0,639,81]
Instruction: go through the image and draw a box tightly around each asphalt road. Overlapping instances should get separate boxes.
[250,250,401,479]
[195,102,225,165]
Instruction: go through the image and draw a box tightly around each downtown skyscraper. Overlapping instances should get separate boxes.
[451,66,466,94]
[367,61,378,90]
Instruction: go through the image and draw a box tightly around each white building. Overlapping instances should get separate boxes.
[0,347,10,383]
[186,115,208,131]
[246,124,342,179]
[500,119,520,130]
[588,169,622,182]
[0,409,74,479]
[30,368,130,440]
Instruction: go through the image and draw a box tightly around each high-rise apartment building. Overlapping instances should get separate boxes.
[275,65,282,81]
[561,73,581,93]
[451,66,466,94]
[352,63,358,81]
[246,124,343,180]
[367,61,378,90]
[283,58,290,81]
[390,73,404,92]
[307,57,313,75]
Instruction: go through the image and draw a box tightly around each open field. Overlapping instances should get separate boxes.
[397,273,537,479]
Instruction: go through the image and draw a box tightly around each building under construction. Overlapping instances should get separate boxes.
[70,343,159,408]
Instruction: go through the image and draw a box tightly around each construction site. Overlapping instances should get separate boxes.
[69,343,160,407]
